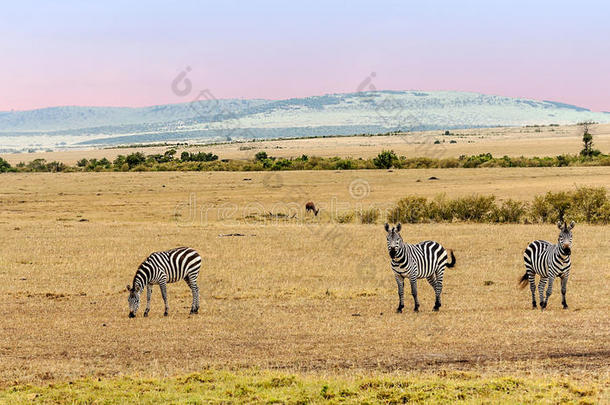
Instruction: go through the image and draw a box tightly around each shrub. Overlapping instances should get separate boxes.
[373,150,398,169]
[336,211,355,223]
[388,196,430,223]
[462,153,493,168]
[450,195,496,222]
[181,151,218,162]
[428,194,454,222]
[530,191,572,223]
[271,159,291,170]
[124,152,146,168]
[490,199,528,223]
[569,186,607,223]
[334,159,354,170]
[255,151,268,161]
[0,157,12,172]
[358,208,380,224]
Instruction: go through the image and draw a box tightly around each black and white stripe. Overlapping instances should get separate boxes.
[126,247,202,318]
[519,221,574,310]
[385,223,456,313]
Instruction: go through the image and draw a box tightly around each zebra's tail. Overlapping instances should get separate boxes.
[518,272,529,289]
[446,249,456,268]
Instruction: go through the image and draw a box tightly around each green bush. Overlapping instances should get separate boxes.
[373,150,398,169]
[125,152,146,168]
[388,196,430,223]
[490,199,528,223]
[428,194,454,222]
[8,149,610,173]
[255,151,268,161]
[568,187,608,224]
[0,157,12,172]
[530,191,572,223]
[450,195,496,222]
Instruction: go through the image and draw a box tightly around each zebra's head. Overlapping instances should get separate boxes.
[126,284,141,318]
[385,223,403,259]
[557,221,575,255]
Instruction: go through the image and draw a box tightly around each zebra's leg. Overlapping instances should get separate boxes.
[527,271,537,309]
[543,275,556,309]
[409,276,419,312]
[561,275,569,309]
[426,275,440,311]
[538,277,548,310]
[159,281,169,316]
[433,270,444,311]
[143,284,152,317]
[394,274,404,313]
[186,276,199,314]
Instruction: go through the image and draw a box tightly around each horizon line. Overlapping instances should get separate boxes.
[2,89,605,114]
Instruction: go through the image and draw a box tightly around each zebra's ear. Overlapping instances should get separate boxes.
[396,223,401,232]
[126,284,131,292]
[557,220,563,229]
[384,223,390,232]
[568,221,575,230]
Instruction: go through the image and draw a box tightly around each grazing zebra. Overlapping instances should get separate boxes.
[519,221,574,310]
[385,223,456,312]
[126,247,202,318]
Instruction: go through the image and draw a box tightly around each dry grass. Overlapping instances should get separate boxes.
[1,168,609,400]
[4,122,610,165]
[1,370,604,404]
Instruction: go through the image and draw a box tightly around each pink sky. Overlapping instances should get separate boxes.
[2,1,609,111]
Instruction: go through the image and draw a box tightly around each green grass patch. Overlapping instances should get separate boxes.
[0,369,602,404]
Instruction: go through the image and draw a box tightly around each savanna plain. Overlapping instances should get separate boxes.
[1,131,609,403]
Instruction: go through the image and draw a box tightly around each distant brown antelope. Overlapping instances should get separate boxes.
[305,201,319,216]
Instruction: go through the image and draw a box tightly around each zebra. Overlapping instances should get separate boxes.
[385,223,456,313]
[519,221,574,310]
[126,247,202,318]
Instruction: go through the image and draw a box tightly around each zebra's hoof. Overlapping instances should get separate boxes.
[164,312,168,317]
[433,306,440,312]
[413,307,419,313]
[563,305,568,310]
[190,309,198,315]
[396,307,403,313]
[143,312,149,317]
[532,303,537,309]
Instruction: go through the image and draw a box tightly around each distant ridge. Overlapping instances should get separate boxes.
[1,90,608,151]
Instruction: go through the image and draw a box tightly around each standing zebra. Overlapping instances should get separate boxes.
[519,221,574,310]
[126,247,202,318]
[385,223,456,312]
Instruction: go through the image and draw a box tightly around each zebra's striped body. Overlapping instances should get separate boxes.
[385,223,455,312]
[127,247,202,317]
[519,221,574,310]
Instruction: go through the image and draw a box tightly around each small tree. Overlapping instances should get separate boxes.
[579,121,600,158]
[0,157,11,172]
[125,152,146,168]
[255,151,268,161]
[373,150,398,169]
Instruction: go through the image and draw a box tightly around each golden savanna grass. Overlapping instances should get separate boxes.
[4,122,610,165]
[1,167,609,402]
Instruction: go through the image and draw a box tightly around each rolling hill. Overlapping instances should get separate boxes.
[1,91,609,152]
